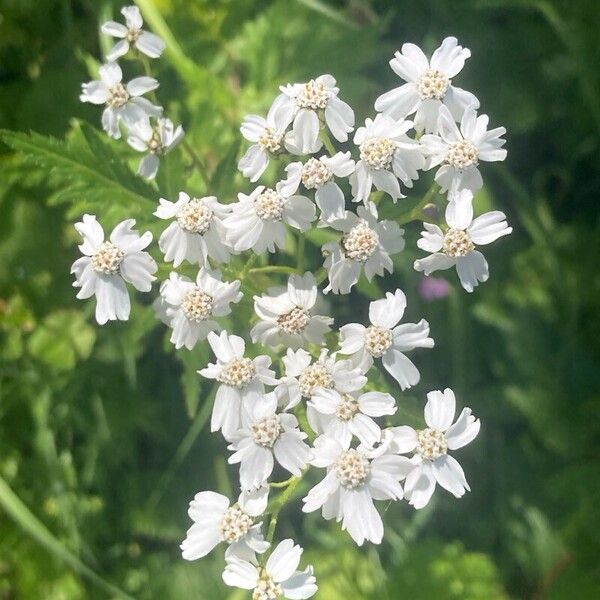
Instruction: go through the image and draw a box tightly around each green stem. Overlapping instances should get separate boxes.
[181,139,209,186]
[397,181,440,225]
[270,475,298,489]
[247,265,297,276]
[296,233,305,273]
[266,476,302,544]
[319,127,337,156]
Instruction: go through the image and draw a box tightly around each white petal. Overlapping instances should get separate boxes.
[445,189,473,229]
[430,36,471,78]
[357,392,396,417]
[392,319,434,352]
[105,39,129,62]
[138,153,160,179]
[222,557,258,590]
[468,211,512,245]
[180,523,220,560]
[374,83,420,119]
[404,463,436,509]
[414,253,456,275]
[424,388,456,431]
[445,408,480,450]
[266,539,302,582]
[126,76,159,97]
[101,21,127,37]
[381,348,421,390]
[94,275,130,324]
[121,5,143,29]
[341,487,383,545]
[324,97,354,142]
[135,31,165,58]
[75,214,104,255]
[281,567,318,599]
[291,109,320,154]
[315,182,345,223]
[431,454,470,497]
[120,251,156,292]
[369,289,406,329]
[455,250,489,292]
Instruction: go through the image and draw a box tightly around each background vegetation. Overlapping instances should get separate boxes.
[0,0,599,598]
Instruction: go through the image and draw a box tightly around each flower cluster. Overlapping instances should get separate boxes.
[72,22,510,597]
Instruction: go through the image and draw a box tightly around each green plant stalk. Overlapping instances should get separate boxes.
[266,475,302,544]
[247,265,297,276]
[397,181,440,225]
[297,233,306,273]
[319,127,337,156]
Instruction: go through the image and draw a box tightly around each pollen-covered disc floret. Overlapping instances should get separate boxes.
[417,68,450,100]
[106,82,130,108]
[91,241,125,274]
[296,80,329,110]
[217,358,256,389]
[176,198,213,234]
[258,128,283,154]
[416,428,448,460]
[147,130,164,155]
[277,307,311,335]
[181,288,213,322]
[335,449,370,488]
[301,158,333,189]
[254,188,285,222]
[336,393,360,421]
[443,228,474,257]
[445,139,479,169]
[359,137,395,171]
[218,504,254,544]
[342,221,379,262]
[251,414,283,448]
[253,570,283,600]
[298,363,334,397]
[364,325,393,358]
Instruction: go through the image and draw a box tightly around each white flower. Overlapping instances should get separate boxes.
[223,186,315,254]
[101,5,165,62]
[278,152,355,224]
[227,393,311,490]
[223,538,317,599]
[251,272,333,349]
[275,348,366,410]
[307,388,396,448]
[71,215,156,325]
[414,189,512,292]
[375,37,479,133]
[159,268,242,350]
[199,331,279,439]
[80,62,162,140]
[154,193,233,267]
[388,388,480,509]
[181,487,269,562]
[302,435,407,545]
[238,96,292,182]
[338,289,434,389]
[420,105,507,193]
[126,117,184,180]
[350,114,424,204]
[322,204,404,295]
[277,74,354,154]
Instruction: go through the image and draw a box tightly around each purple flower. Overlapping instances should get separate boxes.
[418,276,451,301]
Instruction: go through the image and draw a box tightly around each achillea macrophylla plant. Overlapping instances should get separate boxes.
[73,7,511,597]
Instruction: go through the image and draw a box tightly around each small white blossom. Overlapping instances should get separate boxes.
[80,62,162,140]
[223,186,315,254]
[158,268,242,350]
[420,105,507,193]
[154,193,233,267]
[350,114,424,204]
[181,487,269,562]
[302,435,407,546]
[223,538,317,599]
[278,152,355,224]
[322,204,404,295]
[127,117,184,180]
[375,37,479,133]
[71,215,156,325]
[338,289,434,389]
[227,393,311,491]
[251,272,333,349]
[276,74,354,154]
[199,331,278,439]
[385,388,480,509]
[101,5,165,62]
[414,189,512,292]
[238,96,292,182]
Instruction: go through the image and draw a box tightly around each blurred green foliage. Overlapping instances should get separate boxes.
[0,0,599,598]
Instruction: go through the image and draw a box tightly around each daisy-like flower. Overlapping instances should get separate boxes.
[302,435,406,546]
[414,189,512,292]
[350,114,425,204]
[199,331,279,439]
[375,37,479,133]
[420,105,507,193]
[227,393,311,491]
[223,539,317,599]
[223,186,315,254]
[238,96,292,182]
[181,487,269,562]
[322,204,405,295]
[159,268,242,350]
[307,388,396,448]
[278,152,355,224]
[388,388,480,509]
[126,117,184,180]
[154,193,233,267]
[338,289,434,389]
[80,62,162,140]
[251,273,333,350]
[276,348,366,410]
[71,215,156,325]
[101,5,165,62]
[277,74,354,154]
